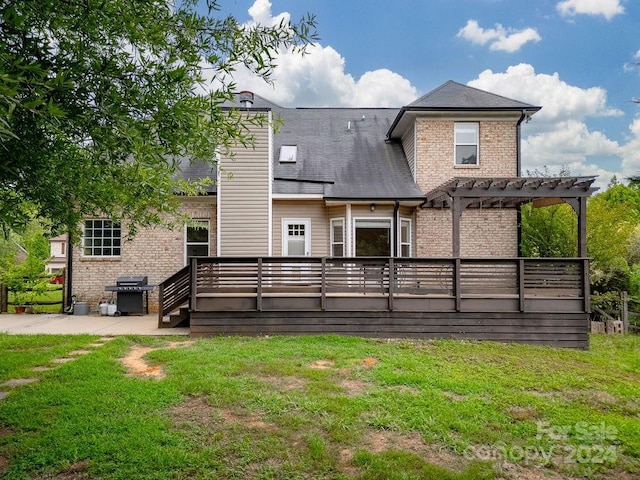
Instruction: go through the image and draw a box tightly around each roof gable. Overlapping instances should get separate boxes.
[388,80,541,140]
[409,80,538,110]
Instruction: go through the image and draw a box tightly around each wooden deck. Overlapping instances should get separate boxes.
[163,256,591,348]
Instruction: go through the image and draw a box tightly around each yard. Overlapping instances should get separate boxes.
[6,284,63,314]
[0,334,638,479]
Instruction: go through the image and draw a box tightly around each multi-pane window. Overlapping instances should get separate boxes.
[286,223,306,255]
[330,218,344,256]
[400,219,411,257]
[454,122,479,165]
[83,219,121,256]
[186,220,210,260]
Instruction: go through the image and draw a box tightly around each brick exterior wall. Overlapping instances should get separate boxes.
[71,198,216,312]
[414,118,519,258]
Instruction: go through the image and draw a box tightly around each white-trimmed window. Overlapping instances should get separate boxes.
[354,218,391,256]
[454,122,479,166]
[330,218,345,256]
[83,219,121,257]
[185,220,210,262]
[399,218,412,257]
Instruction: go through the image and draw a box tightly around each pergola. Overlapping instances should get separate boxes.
[421,176,599,257]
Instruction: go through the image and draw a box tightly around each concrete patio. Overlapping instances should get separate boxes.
[0,313,189,336]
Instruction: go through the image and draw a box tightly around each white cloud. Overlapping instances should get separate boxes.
[469,64,622,124]
[468,65,624,186]
[457,20,541,53]
[621,118,640,176]
[215,0,418,107]
[556,0,624,20]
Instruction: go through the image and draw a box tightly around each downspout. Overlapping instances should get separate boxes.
[66,227,73,314]
[393,200,400,257]
[516,110,527,257]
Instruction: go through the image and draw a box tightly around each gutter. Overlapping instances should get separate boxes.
[516,109,527,257]
[393,200,400,257]
[66,227,73,313]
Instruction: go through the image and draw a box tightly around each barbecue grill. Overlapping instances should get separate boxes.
[105,276,153,315]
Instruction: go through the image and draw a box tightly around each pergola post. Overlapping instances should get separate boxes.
[565,197,588,258]
[452,196,461,258]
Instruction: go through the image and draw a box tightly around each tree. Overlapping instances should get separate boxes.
[0,0,317,238]
[520,166,577,258]
[520,202,577,258]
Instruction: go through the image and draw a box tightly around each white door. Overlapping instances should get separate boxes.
[282,219,311,256]
[282,219,311,284]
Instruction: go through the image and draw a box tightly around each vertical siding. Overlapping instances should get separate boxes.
[218,112,271,256]
[272,200,329,256]
[401,123,416,180]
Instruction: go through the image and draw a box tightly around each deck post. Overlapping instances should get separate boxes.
[388,258,395,312]
[257,258,263,312]
[518,258,525,312]
[157,282,165,326]
[190,257,197,312]
[452,197,461,257]
[583,258,591,313]
[621,290,629,334]
[321,257,326,311]
[454,258,461,312]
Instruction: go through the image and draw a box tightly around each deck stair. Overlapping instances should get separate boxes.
[157,265,191,328]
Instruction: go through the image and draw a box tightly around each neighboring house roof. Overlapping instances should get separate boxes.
[387,80,541,139]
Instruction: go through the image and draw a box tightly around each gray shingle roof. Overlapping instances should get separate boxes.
[409,80,540,110]
[273,108,424,199]
[387,80,541,140]
[174,158,217,194]
[176,81,539,201]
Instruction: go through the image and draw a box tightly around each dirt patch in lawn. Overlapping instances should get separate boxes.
[120,341,193,379]
[0,455,8,478]
[337,429,469,474]
[337,378,371,397]
[170,395,277,431]
[257,374,307,392]
[309,360,334,370]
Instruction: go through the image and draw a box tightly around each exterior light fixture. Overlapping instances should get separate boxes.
[370,203,375,212]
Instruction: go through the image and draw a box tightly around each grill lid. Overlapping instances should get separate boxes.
[116,276,148,286]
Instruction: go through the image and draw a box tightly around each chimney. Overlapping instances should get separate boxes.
[239,90,254,109]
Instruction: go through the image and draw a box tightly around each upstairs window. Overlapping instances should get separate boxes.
[454,123,479,166]
[83,219,121,257]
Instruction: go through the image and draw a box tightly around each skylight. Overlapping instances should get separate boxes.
[279,145,297,163]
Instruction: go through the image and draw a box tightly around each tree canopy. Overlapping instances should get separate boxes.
[0,0,317,238]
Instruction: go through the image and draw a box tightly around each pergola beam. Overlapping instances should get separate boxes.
[422,176,598,259]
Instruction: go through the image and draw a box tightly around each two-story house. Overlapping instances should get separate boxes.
[69,81,596,348]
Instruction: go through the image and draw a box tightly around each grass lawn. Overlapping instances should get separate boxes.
[0,333,638,479]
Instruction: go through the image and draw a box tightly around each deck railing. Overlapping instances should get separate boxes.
[190,257,589,313]
[157,265,191,324]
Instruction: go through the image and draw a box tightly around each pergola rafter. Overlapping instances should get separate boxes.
[421,176,598,257]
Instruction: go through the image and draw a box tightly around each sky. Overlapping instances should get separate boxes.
[211,0,640,189]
